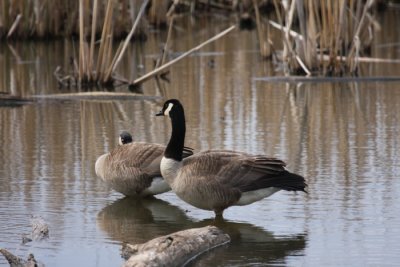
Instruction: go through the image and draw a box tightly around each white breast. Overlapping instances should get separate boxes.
[160,157,182,185]
[95,154,108,181]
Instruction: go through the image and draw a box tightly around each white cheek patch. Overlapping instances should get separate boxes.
[164,103,174,116]
[118,137,123,146]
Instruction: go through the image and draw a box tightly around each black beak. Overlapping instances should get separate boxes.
[155,110,164,116]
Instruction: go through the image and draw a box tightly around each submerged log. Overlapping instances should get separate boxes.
[122,226,230,267]
[0,94,34,107]
[22,215,49,244]
[1,92,161,104]
[31,92,161,101]
[30,216,49,241]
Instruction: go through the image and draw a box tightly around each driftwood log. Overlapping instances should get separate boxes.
[31,92,161,101]
[0,249,42,267]
[122,226,230,267]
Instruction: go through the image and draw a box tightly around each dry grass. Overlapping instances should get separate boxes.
[270,0,378,76]
[60,0,149,88]
[0,0,388,78]
[0,0,148,40]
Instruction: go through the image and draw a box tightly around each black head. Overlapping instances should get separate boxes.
[155,99,183,117]
[119,131,133,145]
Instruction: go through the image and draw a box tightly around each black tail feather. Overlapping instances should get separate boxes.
[275,171,307,192]
[241,171,307,193]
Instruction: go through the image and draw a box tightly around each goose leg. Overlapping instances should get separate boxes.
[214,209,224,220]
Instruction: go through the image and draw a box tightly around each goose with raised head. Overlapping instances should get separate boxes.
[95,131,194,197]
[156,99,307,218]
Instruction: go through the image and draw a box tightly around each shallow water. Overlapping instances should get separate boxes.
[1,13,400,267]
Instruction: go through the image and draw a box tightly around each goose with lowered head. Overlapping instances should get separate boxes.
[118,131,133,145]
[95,130,194,197]
[155,99,307,218]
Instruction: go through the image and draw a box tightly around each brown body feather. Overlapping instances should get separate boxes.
[169,150,306,212]
[95,142,193,197]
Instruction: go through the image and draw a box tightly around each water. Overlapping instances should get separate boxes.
[1,13,400,267]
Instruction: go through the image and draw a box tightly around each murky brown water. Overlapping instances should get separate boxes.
[1,13,400,266]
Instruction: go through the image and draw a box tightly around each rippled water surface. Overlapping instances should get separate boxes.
[1,13,400,267]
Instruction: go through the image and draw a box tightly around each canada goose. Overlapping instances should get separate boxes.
[95,131,194,197]
[155,99,307,218]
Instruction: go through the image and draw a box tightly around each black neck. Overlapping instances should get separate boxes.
[165,106,186,161]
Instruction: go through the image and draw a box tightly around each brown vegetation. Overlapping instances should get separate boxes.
[0,0,148,40]
[268,0,380,75]
[74,0,149,87]
[0,0,395,83]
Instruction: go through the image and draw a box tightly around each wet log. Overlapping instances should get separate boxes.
[0,249,26,267]
[122,226,230,267]
[0,249,42,267]
[0,216,46,266]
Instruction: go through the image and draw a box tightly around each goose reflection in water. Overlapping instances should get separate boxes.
[97,196,193,244]
[97,197,306,266]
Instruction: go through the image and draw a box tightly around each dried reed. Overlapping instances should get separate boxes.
[131,25,236,86]
[1,0,386,79]
[270,0,377,76]
[72,0,149,87]
[0,0,147,40]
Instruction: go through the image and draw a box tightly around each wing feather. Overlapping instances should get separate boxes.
[181,150,305,193]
